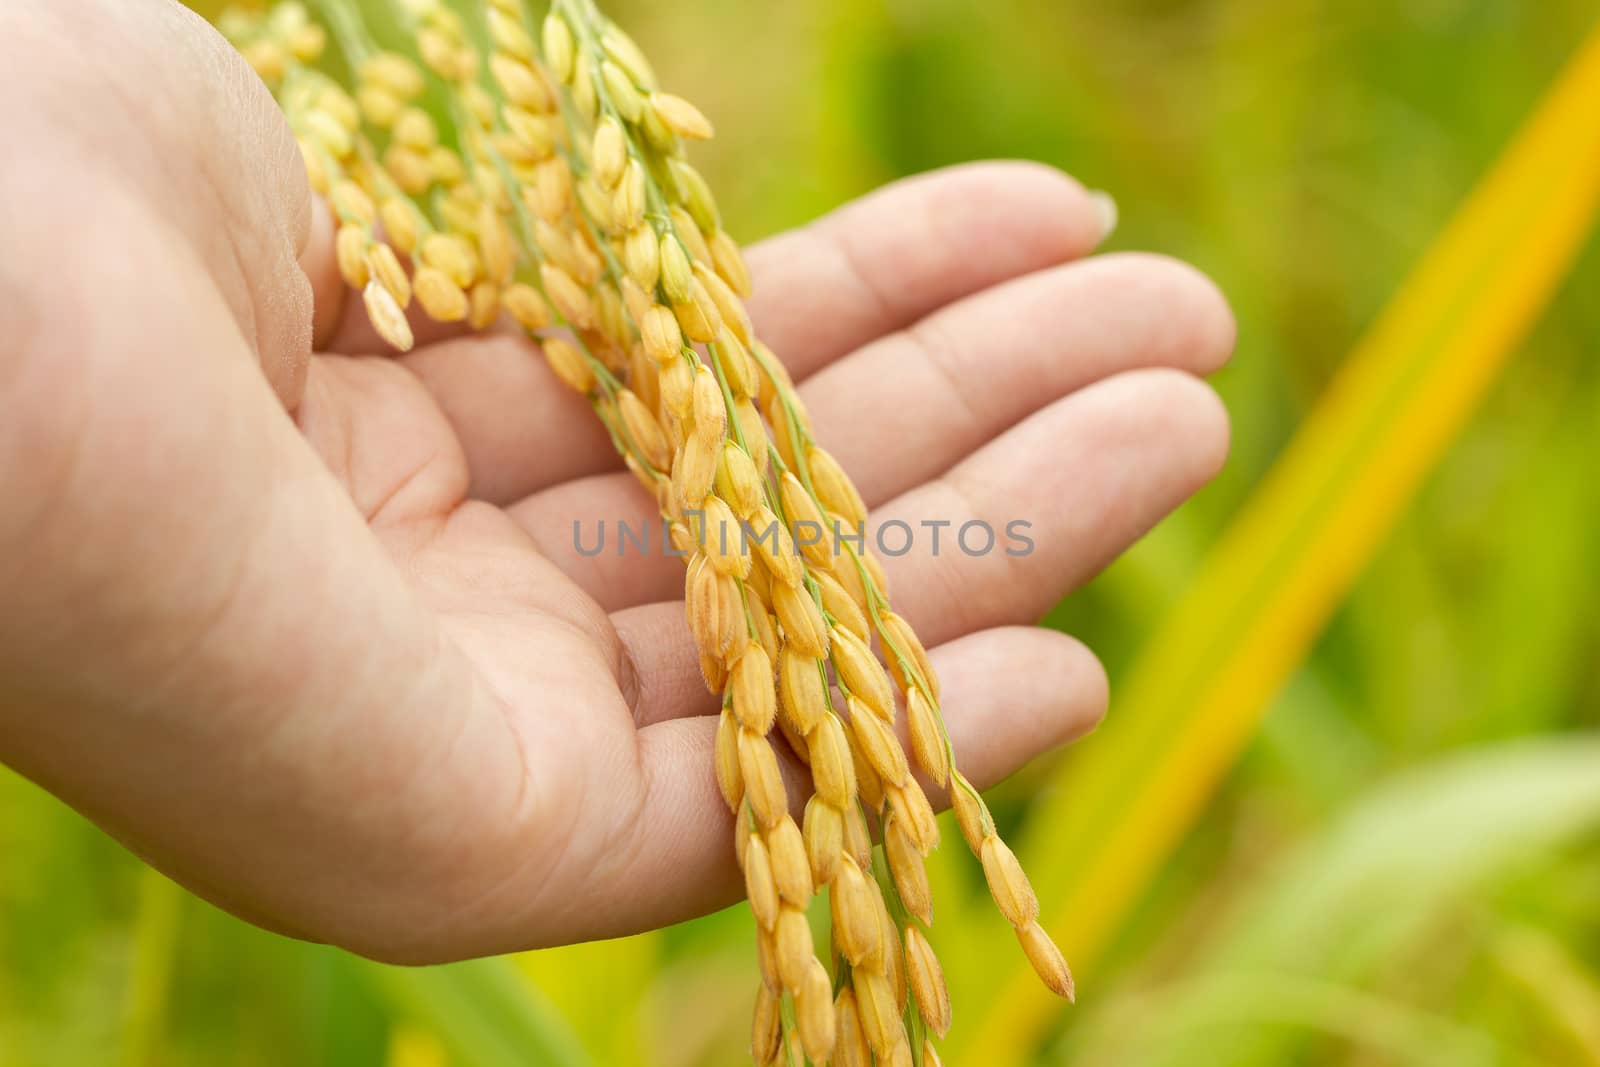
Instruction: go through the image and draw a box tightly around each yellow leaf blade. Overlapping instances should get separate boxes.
[959,21,1600,1064]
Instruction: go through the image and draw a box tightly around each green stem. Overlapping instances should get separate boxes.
[118,867,183,1067]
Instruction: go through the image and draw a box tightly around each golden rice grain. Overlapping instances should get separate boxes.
[829,858,881,968]
[905,926,952,1038]
[765,815,812,906]
[852,970,905,1056]
[361,281,414,352]
[833,988,871,1067]
[801,796,843,886]
[804,713,856,809]
[742,831,779,931]
[540,338,594,394]
[981,835,1041,929]
[794,958,836,1062]
[772,583,828,657]
[649,92,714,140]
[714,709,743,811]
[737,727,788,829]
[886,779,940,855]
[885,813,932,925]
[1017,920,1076,1001]
[830,625,895,721]
[773,906,814,993]
[848,697,911,787]
[778,645,828,735]
[750,980,781,1065]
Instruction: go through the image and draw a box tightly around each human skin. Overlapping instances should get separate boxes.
[0,0,1234,964]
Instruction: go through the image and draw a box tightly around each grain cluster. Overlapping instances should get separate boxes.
[225,1,1074,1060]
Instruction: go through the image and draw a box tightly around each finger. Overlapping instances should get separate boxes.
[397,332,618,500]
[875,368,1230,647]
[0,0,539,963]
[803,253,1236,504]
[506,473,670,610]
[384,162,1110,504]
[556,624,1107,940]
[748,161,1111,379]
[504,256,1234,609]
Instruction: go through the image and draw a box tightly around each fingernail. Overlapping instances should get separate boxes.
[1089,190,1118,241]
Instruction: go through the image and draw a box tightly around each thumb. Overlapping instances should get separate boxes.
[0,0,315,404]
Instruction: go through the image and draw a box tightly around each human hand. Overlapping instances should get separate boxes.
[0,0,1233,963]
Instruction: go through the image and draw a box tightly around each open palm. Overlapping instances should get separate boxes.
[0,0,1232,964]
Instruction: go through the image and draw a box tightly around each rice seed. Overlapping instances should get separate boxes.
[749,600,780,665]
[660,235,694,304]
[816,571,870,641]
[905,926,952,1038]
[737,727,788,829]
[716,443,763,519]
[709,227,752,297]
[885,814,932,926]
[743,831,780,930]
[622,224,661,292]
[843,801,873,871]
[829,858,880,968]
[804,713,856,809]
[421,233,478,288]
[793,957,836,1061]
[540,338,594,393]
[906,689,950,787]
[778,645,829,736]
[807,446,869,527]
[980,836,1040,929]
[539,263,595,328]
[877,893,906,1007]
[749,507,804,589]
[468,281,501,330]
[674,284,721,343]
[541,13,575,82]
[802,796,843,886]
[750,980,781,1064]
[730,643,777,734]
[833,987,871,1067]
[773,906,813,993]
[1017,920,1076,1001]
[676,431,720,511]
[772,582,828,657]
[878,610,940,701]
[504,283,551,331]
[414,266,468,322]
[852,970,905,1056]
[765,815,813,906]
[592,116,627,188]
[848,697,911,787]
[367,244,411,308]
[687,560,734,660]
[618,389,671,471]
[886,779,940,855]
[336,225,371,289]
[883,1040,915,1067]
[649,91,714,140]
[714,708,743,811]
[659,356,695,419]
[691,365,728,441]
[779,471,834,568]
[923,1039,946,1067]
[362,281,414,352]
[830,626,895,721]
[641,305,682,363]
[699,495,750,578]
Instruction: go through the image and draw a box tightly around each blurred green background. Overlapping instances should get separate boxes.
[4,1,1599,1065]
